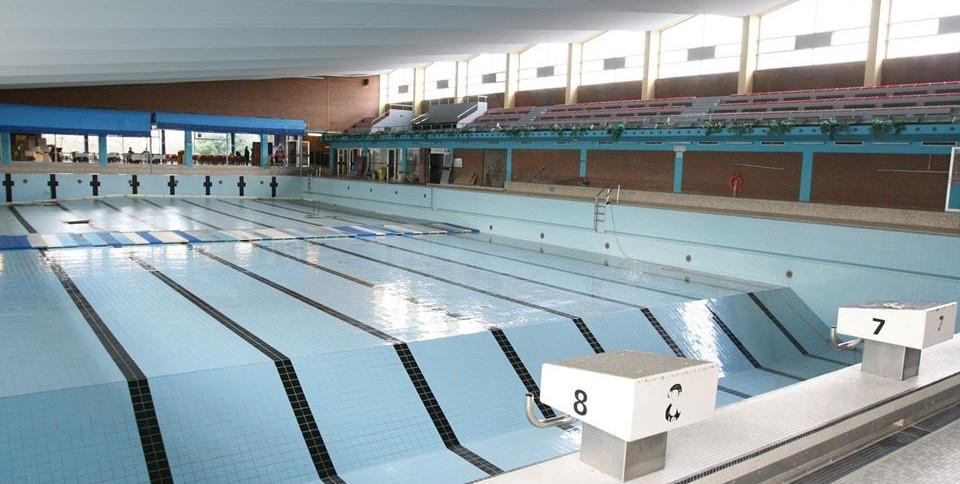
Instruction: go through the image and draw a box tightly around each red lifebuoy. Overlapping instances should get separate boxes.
[728,172,745,197]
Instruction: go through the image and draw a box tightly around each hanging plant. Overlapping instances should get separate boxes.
[606,123,626,141]
[726,122,755,136]
[819,118,844,139]
[767,120,795,136]
[870,119,907,137]
[701,120,725,136]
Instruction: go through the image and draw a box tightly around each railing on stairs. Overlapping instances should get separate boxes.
[593,185,620,232]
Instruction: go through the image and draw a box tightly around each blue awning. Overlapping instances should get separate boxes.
[0,103,152,136]
[153,112,306,135]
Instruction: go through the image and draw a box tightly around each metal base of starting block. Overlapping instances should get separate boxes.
[580,424,667,482]
[862,340,922,381]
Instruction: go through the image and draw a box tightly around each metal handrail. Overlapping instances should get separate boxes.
[830,327,863,351]
[525,393,573,429]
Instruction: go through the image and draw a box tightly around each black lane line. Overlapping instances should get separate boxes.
[127,254,343,484]
[309,240,609,353]
[95,200,162,231]
[194,247,397,342]
[717,386,753,400]
[42,253,174,483]
[394,343,503,476]
[365,238,665,311]
[248,241,592,421]
[707,308,804,382]
[179,199,273,228]
[310,240,580,318]
[251,243,376,288]
[747,292,848,367]
[640,308,686,358]
[218,200,331,228]
[190,245,500,476]
[489,327,561,419]
[9,206,36,233]
[138,199,223,230]
[410,236,699,300]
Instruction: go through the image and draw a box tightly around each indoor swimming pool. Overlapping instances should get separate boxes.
[0,197,859,483]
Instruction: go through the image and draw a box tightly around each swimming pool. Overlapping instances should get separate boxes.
[0,196,859,483]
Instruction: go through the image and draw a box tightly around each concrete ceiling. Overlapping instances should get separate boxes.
[0,0,788,88]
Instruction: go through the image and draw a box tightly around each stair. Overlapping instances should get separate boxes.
[594,200,606,233]
[518,106,549,125]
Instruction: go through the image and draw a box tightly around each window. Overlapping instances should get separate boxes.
[425,61,456,100]
[660,15,742,78]
[41,134,87,161]
[758,0,872,69]
[888,0,960,59]
[388,69,414,104]
[519,43,567,90]
[582,30,645,85]
[193,132,229,155]
[468,53,507,95]
[164,130,185,155]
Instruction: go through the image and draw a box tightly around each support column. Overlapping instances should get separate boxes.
[673,149,684,193]
[99,136,109,167]
[504,52,521,108]
[579,148,588,178]
[259,134,269,168]
[83,134,90,154]
[0,132,11,165]
[641,30,661,100]
[737,15,760,94]
[400,148,408,177]
[379,73,390,115]
[413,66,427,116]
[328,147,337,175]
[864,0,892,87]
[800,151,814,202]
[565,42,584,105]
[160,130,166,155]
[505,148,513,182]
[455,60,469,102]
[229,133,236,155]
[183,131,193,167]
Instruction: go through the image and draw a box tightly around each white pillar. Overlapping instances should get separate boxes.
[864,0,892,87]
[504,52,521,108]
[565,42,584,105]
[737,15,760,94]
[641,30,661,100]
[455,60,469,102]
[413,66,427,115]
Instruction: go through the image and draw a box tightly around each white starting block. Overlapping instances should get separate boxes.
[538,351,718,481]
[837,301,957,380]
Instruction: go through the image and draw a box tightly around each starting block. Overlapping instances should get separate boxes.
[539,351,718,481]
[838,301,957,380]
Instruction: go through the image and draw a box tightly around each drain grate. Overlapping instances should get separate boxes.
[794,404,960,483]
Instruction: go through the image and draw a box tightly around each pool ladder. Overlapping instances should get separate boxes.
[593,185,619,233]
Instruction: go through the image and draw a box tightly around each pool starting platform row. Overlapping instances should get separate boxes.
[0,221,477,251]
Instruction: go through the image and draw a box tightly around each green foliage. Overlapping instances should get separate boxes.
[766,120,795,136]
[869,119,906,137]
[701,120,725,136]
[725,122,755,136]
[819,118,845,138]
[606,123,626,141]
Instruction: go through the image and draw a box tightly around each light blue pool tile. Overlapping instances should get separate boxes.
[585,308,674,355]
[500,321,596,386]
[340,448,487,484]
[294,345,479,480]
[708,294,806,367]
[53,246,270,376]
[0,382,148,484]
[149,364,318,483]
[135,245,385,356]
[409,331,578,469]
[647,300,756,377]
[0,251,124,397]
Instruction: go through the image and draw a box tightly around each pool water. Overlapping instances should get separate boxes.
[0,197,858,483]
